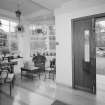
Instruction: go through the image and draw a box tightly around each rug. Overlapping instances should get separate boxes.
[51,100,70,105]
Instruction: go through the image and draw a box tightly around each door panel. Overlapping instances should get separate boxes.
[72,18,96,94]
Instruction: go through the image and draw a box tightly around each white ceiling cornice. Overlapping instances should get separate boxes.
[25,9,53,19]
[31,0,70,10]
[0,8,15,19]
[29,0,52,11]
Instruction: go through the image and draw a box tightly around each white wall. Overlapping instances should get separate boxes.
[55,0,105,87]
[55,14,72,86]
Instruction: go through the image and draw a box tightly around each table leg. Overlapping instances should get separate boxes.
[32,71,34,80]
[10,82,12,96]
[21,69,22,80]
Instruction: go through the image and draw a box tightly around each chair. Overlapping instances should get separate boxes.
[45,59,56,80]
[49,65,56,80]
[0,62,11,72]
[33,55,46,79]
[0,70,8,84]
[49,59,56,80]
[0,69,15,96]
[44,66,51,79]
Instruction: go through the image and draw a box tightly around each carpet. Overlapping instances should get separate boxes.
[51,100,70,105]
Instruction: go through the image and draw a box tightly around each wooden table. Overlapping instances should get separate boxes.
[21,66,39,80]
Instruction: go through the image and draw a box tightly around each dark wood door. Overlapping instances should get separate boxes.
[72,17,96,94]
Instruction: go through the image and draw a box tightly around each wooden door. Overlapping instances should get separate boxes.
[72,17,96,94]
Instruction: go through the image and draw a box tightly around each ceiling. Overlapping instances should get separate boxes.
[31,0,71,10]
[0,0,70,24]
[0,0,43,16]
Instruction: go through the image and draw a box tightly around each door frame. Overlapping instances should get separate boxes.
[71,13,105,92]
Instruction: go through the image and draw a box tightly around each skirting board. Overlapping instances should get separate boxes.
[56,82,72,89]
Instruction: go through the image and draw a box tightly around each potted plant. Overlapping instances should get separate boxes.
[1,47,10,60]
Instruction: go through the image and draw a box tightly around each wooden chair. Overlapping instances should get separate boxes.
[35,63,45,79]
[49,65,56,80]
[33,55,46,79]
[45,59,56,80]
[44,66,51,79]
[0,69,15,96]
[49,59,56,80]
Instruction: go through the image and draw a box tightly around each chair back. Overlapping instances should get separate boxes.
[0,70,8,84]
[50,59,56,68]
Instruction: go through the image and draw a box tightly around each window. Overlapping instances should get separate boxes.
[0,17,18,53]
[0,19,9,32]
[10,21,17,32]
[0,19,9,26]
[0,18,17,33]
[0,25,9,32]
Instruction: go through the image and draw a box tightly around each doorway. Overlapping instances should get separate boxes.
[72,14,105,94]
[95,18,105,94]
[72,17,96,94]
